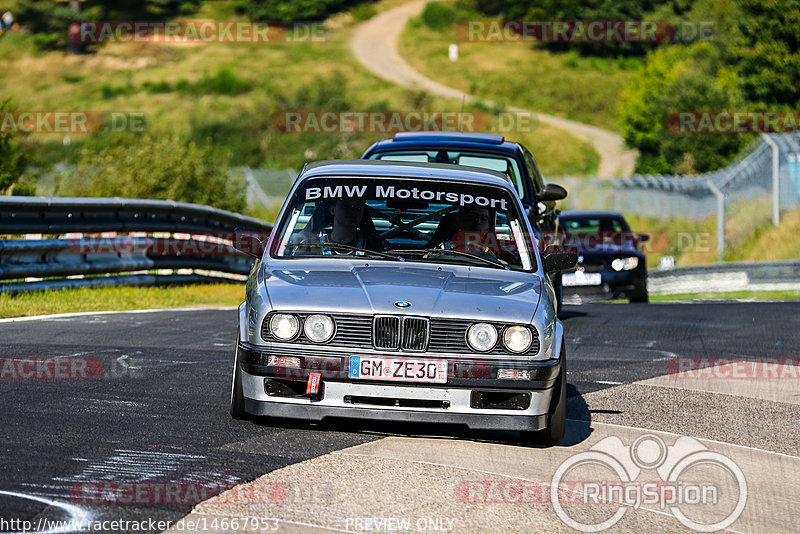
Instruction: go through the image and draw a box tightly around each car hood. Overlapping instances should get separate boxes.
[263,261,542,323]
[566,232,639,256]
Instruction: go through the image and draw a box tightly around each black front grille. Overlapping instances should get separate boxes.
[401,317,429,351]
[373,315,401,349]
[372,315,429,351]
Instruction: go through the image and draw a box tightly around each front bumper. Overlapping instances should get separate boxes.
[563,267,645,297]
[237,342,560,431]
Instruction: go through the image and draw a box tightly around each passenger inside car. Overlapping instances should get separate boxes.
[298,198,385,253]
[428,206,494,250]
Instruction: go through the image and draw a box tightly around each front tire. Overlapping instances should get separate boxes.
[521,341,566,445]
[230,335,249,420]
[628,275,649,303]
[553,272,564,316]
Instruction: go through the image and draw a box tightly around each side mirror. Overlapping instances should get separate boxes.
[537,183,568,202]
[233,227,268,258]
[542,246,578,274]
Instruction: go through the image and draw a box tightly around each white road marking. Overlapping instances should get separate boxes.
[568,418,800,459]
[0,307,237,324]
[595,380,623,385]
[0,490,91,534]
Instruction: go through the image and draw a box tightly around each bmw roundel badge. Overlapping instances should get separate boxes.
[394,301,412,309]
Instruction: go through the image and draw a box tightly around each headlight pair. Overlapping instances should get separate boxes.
[467,323,533,353]
[269,313,335,343]
[611,256,639,271]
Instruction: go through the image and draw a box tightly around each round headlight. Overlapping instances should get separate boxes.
[503,326,532,353]
[612,257,639,271]
[270,314,300,340]
[467,323,498,352]
[304,314,335,343]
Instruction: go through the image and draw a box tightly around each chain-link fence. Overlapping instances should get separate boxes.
[555,133,800,261]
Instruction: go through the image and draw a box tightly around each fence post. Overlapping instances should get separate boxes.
[707,180,725,262]
[761,133,780,226]
[595,179,602,209]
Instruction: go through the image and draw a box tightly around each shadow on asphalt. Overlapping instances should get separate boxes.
[246,380,595,450]
[564,383,594,447]
[558,309,588,320]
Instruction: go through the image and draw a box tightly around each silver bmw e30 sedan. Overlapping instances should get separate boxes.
[230,160,577,444]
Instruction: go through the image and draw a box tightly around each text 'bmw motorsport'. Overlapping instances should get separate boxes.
[305,184,508,210]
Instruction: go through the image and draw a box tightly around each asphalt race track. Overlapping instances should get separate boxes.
[1,303,798,533]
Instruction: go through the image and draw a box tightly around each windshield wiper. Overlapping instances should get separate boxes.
[386,248,507,269]
[284,242,404,261]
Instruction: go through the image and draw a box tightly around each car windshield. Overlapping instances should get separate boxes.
[369,150,525,200]
[272,176,537,271]
[561,216,629,233]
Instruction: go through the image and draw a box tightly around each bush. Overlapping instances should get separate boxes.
[618,43,749,174]
[142,80,173,93]
[235,0,363,23]
[350,3,377,22]
[176,67,254,96]
[420,2,457,29]
[0,99,36,196]
[61,134,246,213]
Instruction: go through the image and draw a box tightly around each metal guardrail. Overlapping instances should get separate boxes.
[0,197,272,294]
[648,259,800,295]
[0,196,271,234]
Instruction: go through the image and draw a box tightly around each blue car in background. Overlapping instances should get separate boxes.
[559,210,648,303]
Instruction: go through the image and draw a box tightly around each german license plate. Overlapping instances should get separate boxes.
[349,356,447,383]
[563,271,602,286]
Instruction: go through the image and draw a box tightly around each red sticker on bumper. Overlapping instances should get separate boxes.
[306,372,321,395]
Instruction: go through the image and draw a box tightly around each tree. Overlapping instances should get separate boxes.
[0,100,35,196]
[618,43,748,173]
[735,0,800,106]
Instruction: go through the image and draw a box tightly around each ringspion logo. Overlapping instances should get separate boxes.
[551,434,747,532]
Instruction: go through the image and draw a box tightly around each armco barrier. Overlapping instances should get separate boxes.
[0,196,272,294]
[648,259,800,295]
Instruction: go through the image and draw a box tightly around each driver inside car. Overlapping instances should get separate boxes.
[428,205,492,250]
[428,206,522,265]
[294,198,386,255]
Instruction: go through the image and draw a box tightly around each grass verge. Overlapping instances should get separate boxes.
[398,7,640,132]
[649,289,800,302]
[0,284,244,319]
[2,0,600,187]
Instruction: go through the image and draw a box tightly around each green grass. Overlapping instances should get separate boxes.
[649,289,800,302]
[399,10,640,132]
[0,284,244,319]
[0,0,600,185]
